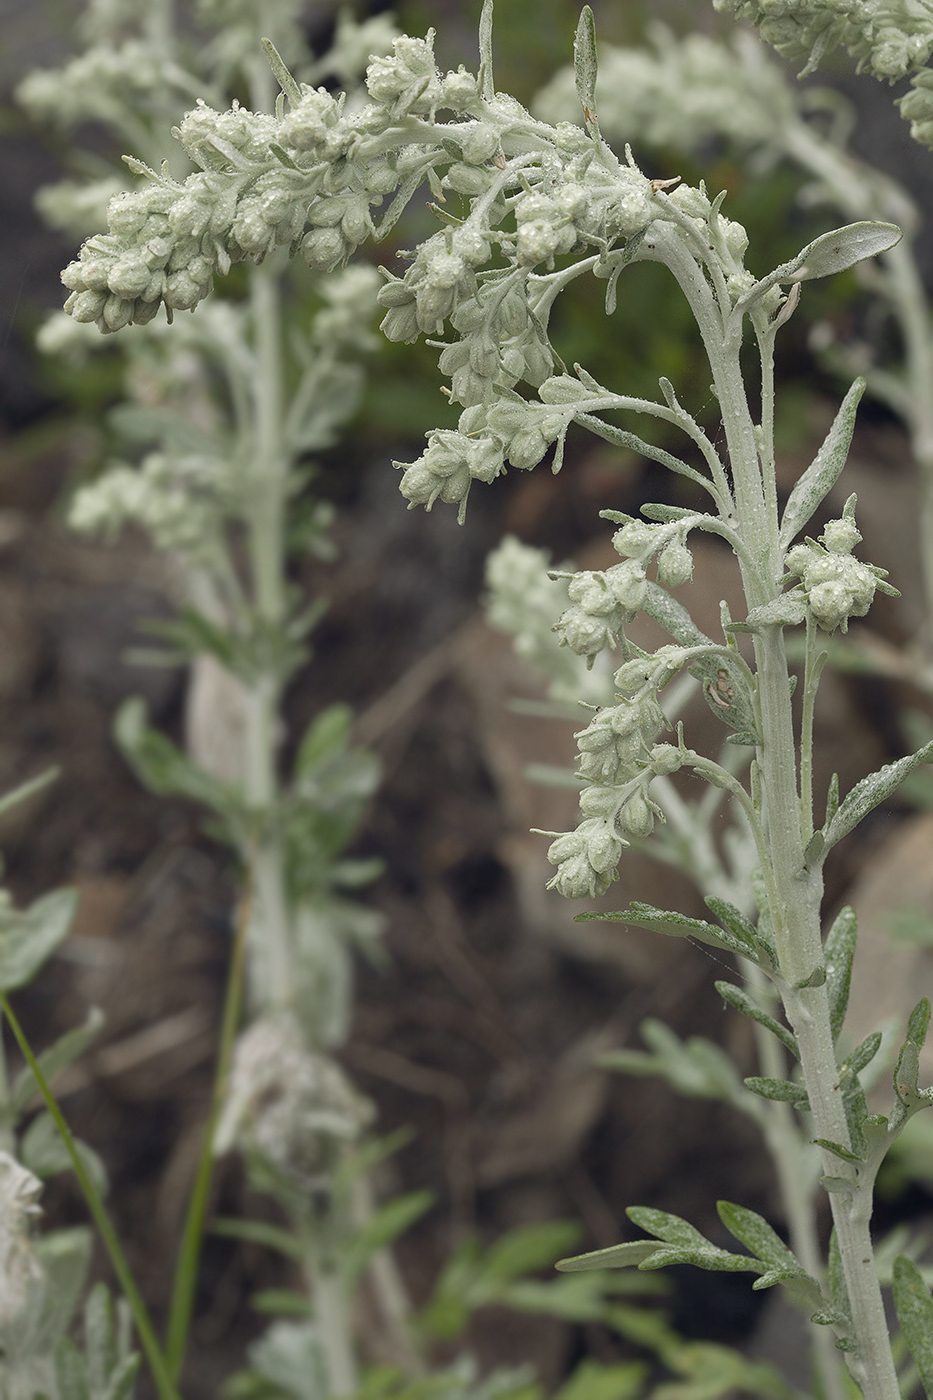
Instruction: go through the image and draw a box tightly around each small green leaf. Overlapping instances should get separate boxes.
[576,902,756,959]
[12,1008,104,1114]
[552,1360,647,1400]
[779,379,866,548]
[813,1137,863,1164]
[573,6,600,138]
[743,1076,809,1105]
[0,888,77,993]
[893,1255,933,1397]
[703,897,758,950]
[823,741,933,854]
[760,222,902,290]
[556,1240,663,1272]
[211,1217,304,1261]
[824,906,857,1041]
[841,1030,882,1080]
[715,981,799,1059]
[794,963,826,989]
[732,590,808,632]
[261,37,302,107]
[478,0,495,100]
[624,1207,759,1275]
[294,703,353,775]
[20,1113,108,1196]
[250,1289,312,1317]
[908,996,932,1048]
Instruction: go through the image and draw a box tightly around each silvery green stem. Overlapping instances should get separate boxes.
[314,1264,358,1396]
[705,269,900,1398]
[242,260,293,1013]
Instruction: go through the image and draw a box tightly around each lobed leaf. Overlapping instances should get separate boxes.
[779,379,865,548]
[893,1255,933,1397]
[625,1207,759,1275]
[824,905,857,1042]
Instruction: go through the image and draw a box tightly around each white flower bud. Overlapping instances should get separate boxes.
[821,517,861,554]
[656,539,694,588]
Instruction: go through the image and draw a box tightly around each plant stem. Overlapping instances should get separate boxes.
[710,288,901,1395]
[164,871,250,1381]
[0,992,181,1400]
[243,260,293,1014]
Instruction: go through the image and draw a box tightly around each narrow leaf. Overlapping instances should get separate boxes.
[841,1030,882,1080]
[824,905,857,1041]
[813,1137,863,1164]
[704,897,758,951]
[743,1076,809,1105]
[12,1008,105,1113]
[893,1255,933,1396]
[478,0,495,99]
[715,981,799,1059]
[261,38,302,107]
[824,741,933,853]
[576,902,754,959]
[908,996,932,1048]
[573,7,600,138]
[780,379,865,548]
[556,1240,662,1272]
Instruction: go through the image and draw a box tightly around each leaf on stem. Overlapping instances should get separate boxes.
[893,1255,933,1397]
[11,1008,105,1115]
[478,0,495,101]
[743,1076,809,1106]
[573,6,600,139]
[731,590,809,633]
[893,997,932,1116]
[779,379,865,549]
[764,222,902,289]
[622,1207,760,1275]
[714,981,799,1060]
[555,1240,663,1273]
[0,889,77,993]
[576,902,758,960]
[822,741,933,855]
[716,1201,821,1305]
[261,38,302,108]
[597,1018,745,1104]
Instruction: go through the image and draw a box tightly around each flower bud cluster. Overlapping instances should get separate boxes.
[784,507,891,632]
[365,32,444,117]
[544,649,687,899]
[0,1152,42,1330]
[533,30,794,157]
[713,0,933,85]
[430,278,554,410]
[899,70,933,149]
[397,391,577,520]
[69,451,231,563]
[378,226,491,341]
[215,1016,372,1184]
[552,515,695,665]
[16,40,177,130]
